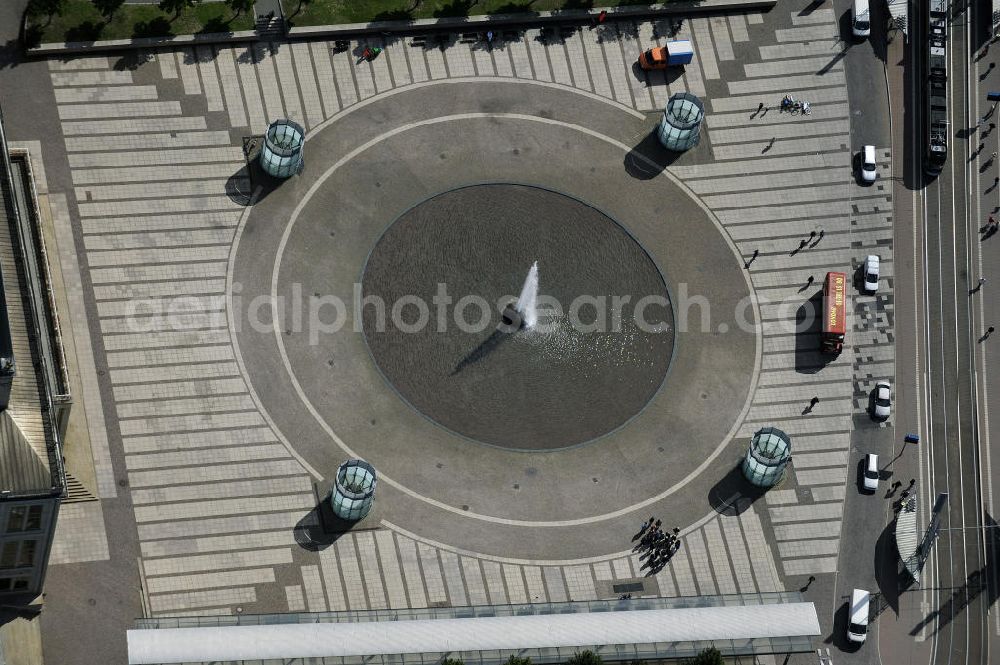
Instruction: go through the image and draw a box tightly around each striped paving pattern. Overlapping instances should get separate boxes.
[44,4,885,616]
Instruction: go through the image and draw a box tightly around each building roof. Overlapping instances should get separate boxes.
[0,410,51,495]
[128,595,821,665]
[0,115,63,498]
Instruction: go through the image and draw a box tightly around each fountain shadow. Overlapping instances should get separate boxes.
[452,326,514,376]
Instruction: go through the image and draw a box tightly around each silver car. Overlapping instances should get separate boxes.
[863,453,879,492]
[860,145,877,183]
[863,255,879,292]
[873,380,891,419]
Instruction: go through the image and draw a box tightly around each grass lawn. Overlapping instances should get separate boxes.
[286,0,661,26]
[27,1,255,45]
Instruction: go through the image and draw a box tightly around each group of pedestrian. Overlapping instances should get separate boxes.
[632,518,681,575]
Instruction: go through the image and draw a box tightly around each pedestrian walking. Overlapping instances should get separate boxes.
[654,519,662,529]
[810,396,820,406]
[981,277,987,287]
[985,326,996,341]
[810,230,816,239]
[908,479,915,488]
[757,102,764,114]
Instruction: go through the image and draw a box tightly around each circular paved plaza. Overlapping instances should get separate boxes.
[231,81,760,560]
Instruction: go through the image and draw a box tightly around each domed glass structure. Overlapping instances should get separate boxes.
[329,459,377,521]
[742,427,791,488]
[656,92,705,152]
[259,119,304,178]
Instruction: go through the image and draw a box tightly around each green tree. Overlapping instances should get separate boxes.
[566,651,602,665]
[685,647,724,665]
[225,0,254,18]
[440,659,464,665]
[93,0,126,21]
[26,0,65,26]
[503,657,532,665]
[158,0,195,20]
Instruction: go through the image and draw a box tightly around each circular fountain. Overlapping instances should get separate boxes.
[360,183,675,451]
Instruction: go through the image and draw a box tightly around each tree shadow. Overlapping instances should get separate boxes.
[707,463,767,515]
[434,0,476,19]
[198,16,236,36]
[235,43,264,64]
[489,2,538,15]
[624,131,681,180]
[132,17,172,39]
[372,9,415,23]
[20,24,43,53]
[113,51,154,71]
[65,21,104,43]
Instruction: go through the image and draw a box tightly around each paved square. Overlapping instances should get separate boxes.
[29,4,894,661]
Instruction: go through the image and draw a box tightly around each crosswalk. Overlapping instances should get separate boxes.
[42,3,892,616]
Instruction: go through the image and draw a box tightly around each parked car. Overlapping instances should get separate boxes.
[873,380,891,419]
[862,453,880,492]
[860,145,878,183]
[638,40,694,70]
[863,255,880,292]
[847,588,871,642]
[852,0,871,38]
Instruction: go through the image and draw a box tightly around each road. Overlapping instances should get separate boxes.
[909,1,990,665]
[827,0,998,663]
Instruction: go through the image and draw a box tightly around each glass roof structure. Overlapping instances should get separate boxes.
[656,92,705,152]
[330,459,377,521]
[896,493,921,581]
[742,427,792,488]
[259,119,304,178]
[128,593,820,665]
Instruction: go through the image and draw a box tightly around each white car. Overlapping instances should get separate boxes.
[847,588,871,642]
[873,380,891,419]
[863,255,880,292]
[862,453,880,492]
[860,145,877,183]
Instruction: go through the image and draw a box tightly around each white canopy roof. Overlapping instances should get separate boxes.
[128,603,821,664]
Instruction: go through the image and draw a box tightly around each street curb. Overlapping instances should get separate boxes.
[25,0,774,57]
[27,28,258,57]
[287,0,776,38]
